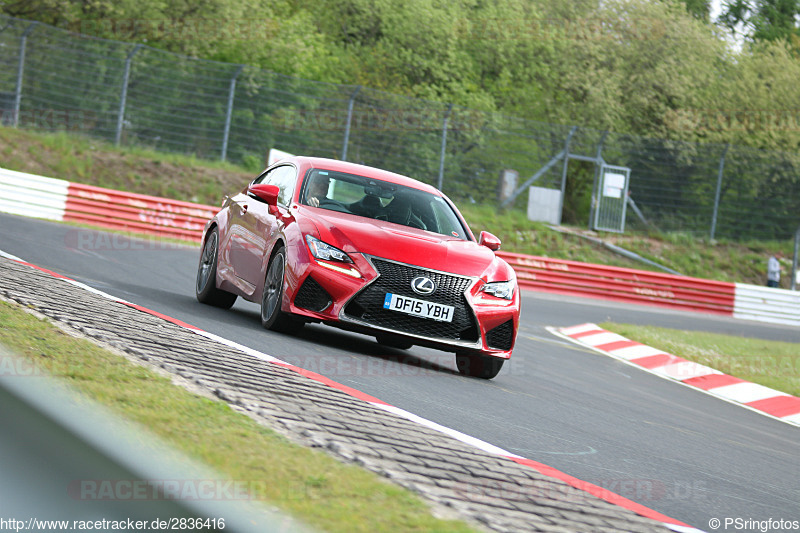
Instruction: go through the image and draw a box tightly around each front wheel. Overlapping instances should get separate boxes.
[260,246,297,332]
[455,353,505,380]
[196,227,237,309]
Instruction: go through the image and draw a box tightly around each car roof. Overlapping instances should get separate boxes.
[290,156,442,196]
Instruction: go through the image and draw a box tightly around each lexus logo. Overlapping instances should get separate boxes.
[411,276,436,295]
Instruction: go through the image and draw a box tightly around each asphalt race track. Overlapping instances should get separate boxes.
[2,212,799,531]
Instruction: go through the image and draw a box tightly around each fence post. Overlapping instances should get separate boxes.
[341,85,361,161]
[557,126,578,225]
[115,44,142,146]
[221,65,245,162]
[13,22,38,128]
[436,104,453,191]
[710,143,730,241]
[587,130,608,229]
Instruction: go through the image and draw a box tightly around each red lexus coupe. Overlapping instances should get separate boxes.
[195,156,519,379]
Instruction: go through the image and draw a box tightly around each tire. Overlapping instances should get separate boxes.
[260,245,297,332]
[455,352,505,380]
[196,227,237,309]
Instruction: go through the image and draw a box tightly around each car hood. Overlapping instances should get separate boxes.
[300,208,505,278]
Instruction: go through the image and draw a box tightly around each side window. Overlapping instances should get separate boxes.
[253,165,296,206]
[252,170,270,185]
[268,166,297,206]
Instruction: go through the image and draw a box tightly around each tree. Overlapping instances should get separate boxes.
[680,0,712,21]
[719,0,800,42]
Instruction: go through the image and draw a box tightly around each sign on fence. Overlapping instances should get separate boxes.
[594,165,630,233]
[527,186,561,225]
[267,148,294,167]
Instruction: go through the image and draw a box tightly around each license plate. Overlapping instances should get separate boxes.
[383,293,454,322]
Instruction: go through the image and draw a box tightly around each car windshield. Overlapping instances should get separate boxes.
[300,169,470,240]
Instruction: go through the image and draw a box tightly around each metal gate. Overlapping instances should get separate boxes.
[593,165,630,233]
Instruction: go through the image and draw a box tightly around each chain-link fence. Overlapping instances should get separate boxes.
[1,14,798,241]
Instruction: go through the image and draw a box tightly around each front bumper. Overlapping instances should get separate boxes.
[285,252,518,358]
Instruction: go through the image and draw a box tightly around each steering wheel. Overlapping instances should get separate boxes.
[318,197,351,213]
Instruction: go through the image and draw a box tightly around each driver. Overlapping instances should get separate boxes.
[306,174,330,207]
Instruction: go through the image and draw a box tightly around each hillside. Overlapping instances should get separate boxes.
[0,126,793,287]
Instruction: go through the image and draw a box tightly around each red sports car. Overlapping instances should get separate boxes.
[196,156,519,379]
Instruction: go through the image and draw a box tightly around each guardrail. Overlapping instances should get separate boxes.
[734,284,800,326]
[0,168,69,221]
[496,253,799,325]
[497,252,737,315]
[1,166,797,325]
[0,167,216,241]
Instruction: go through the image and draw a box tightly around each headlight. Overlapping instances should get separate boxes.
[482,281,514,300]
[306,235,353,263]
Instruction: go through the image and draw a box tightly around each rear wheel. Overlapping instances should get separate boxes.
[261,246,297,332]
[196,227,237,309]
[455,353,505,380]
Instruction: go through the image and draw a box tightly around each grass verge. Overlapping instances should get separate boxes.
[600,322,800,397]
[0,299,475,533]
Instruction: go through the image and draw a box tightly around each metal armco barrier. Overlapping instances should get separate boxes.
[0,167,216,241]
[0,167,69,221]
[497,252,737,315]
[733,284,800,326]
[2,166,797,325]
[65,183,216,241]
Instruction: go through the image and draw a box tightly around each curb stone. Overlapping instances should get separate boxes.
[0,254,696,533]
[554,323,800,427]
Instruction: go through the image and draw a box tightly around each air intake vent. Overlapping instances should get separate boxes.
[294,276,332,312]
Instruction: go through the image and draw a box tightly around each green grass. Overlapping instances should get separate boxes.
[0,299,476,533]
[5,128,246,175]
[0,127,251,206]
[600,322,800,397]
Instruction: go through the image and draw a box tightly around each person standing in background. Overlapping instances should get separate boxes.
[767,252,783,288]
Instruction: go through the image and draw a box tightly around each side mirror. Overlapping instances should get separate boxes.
[248,184,280,205]
[479,231,501,251]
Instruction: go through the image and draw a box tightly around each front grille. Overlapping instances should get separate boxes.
[343,258,479,342]
[294,276,332,312]
[486,319,514,350]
